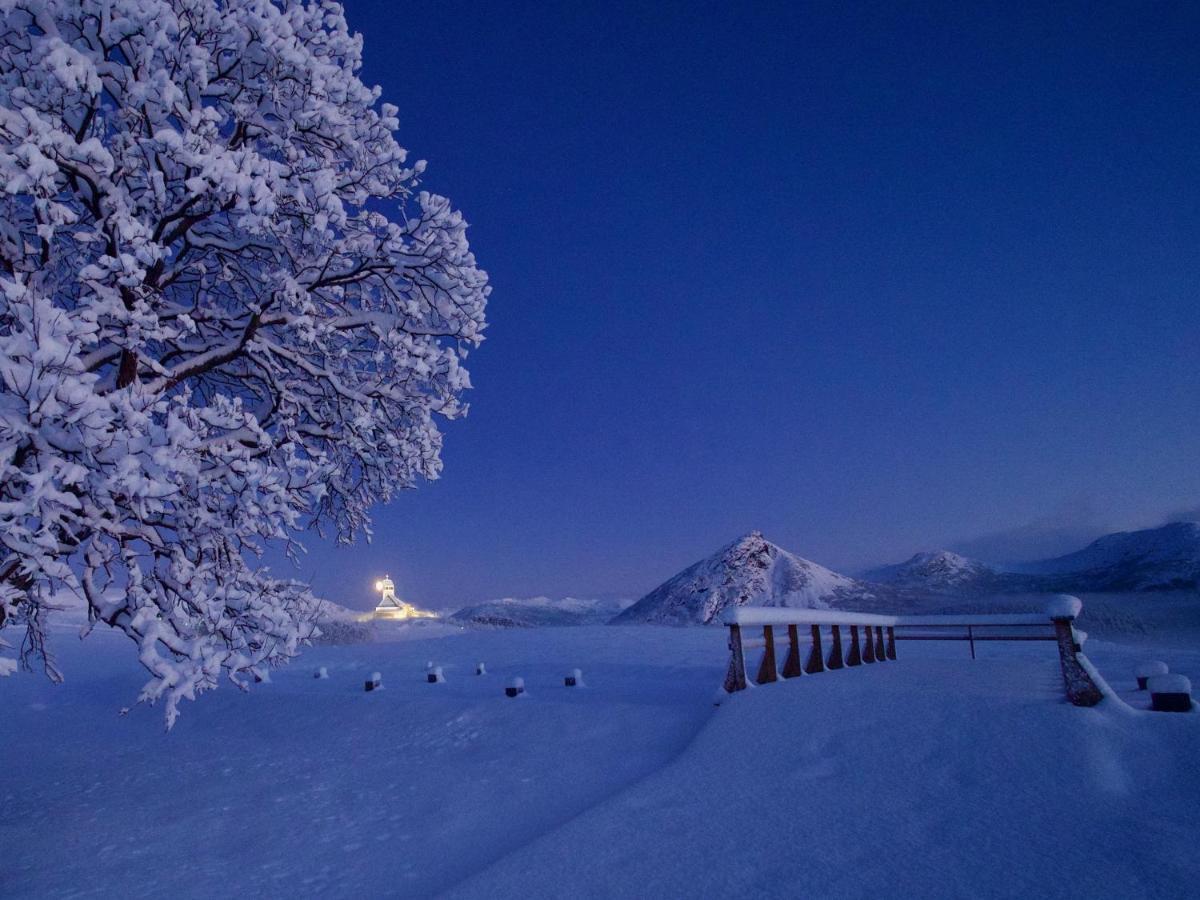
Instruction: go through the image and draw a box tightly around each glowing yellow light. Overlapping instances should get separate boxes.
[371,573,439,621]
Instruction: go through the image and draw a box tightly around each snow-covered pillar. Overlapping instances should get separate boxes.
[1048,596,1102,707]
[1148,675,1192,712]
[782,624,804,678]
[827,624,845,670]
[1135,661,1167,690]
[724,624,749,692]
[805,625,826,674]
[874,626,887,662]
[885,627,897,660]
[757,625,779,684]
[846,625,862,666]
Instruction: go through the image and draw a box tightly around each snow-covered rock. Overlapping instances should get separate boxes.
[1136,661,1169,679]
[1016,522,1200,591]
[1147,674,1191,694]
[449,596,631,628]
[863,550,996,592]
[612,531,876,626]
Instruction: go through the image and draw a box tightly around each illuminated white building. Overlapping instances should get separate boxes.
[373,575,439,620]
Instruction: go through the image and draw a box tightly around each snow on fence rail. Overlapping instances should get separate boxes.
[721,596,1103,707]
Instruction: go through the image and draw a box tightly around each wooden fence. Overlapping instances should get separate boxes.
[722,599,1103,707]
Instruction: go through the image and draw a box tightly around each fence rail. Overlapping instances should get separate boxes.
[721,596,1103,707]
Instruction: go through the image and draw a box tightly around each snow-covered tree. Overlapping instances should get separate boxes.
[0,0,488,725]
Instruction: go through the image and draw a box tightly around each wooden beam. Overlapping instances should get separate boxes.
[805,624,825,674]
[827,623,844,670]
[756,624,779,684]
[846,625,862,666]
[782,623,803,678]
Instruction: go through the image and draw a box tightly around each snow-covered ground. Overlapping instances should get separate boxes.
[3,610,1198,898]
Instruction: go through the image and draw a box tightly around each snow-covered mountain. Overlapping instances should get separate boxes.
[863,550,997,592]
[450,596,632,628]
[612,531,877,625]
[1016,521,1200,591]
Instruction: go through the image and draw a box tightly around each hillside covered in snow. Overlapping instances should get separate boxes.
[613,532,879,625]
[450,597,631,628]
[1014,522,1200,592]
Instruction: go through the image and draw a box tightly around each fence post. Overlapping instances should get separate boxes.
[782,624,803,678]
[724,623,748,693]
[846,625,862,666]
[1050,614,1102,707]
[757,624,779,684]
[827,624,845,669]
[886,626,897,660]
[863,624,877,663]
[874,626,886,662]
[805,624,826,674]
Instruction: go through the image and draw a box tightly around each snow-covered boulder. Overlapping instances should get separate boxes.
[1136,661,1169,689]
[1147,674,1193,713]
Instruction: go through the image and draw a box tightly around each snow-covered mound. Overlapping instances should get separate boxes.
[450,596,631,628]
[613,531,875,625]
[863,550,997,592]
[1017,521,1200,591]
[310,599,374,645]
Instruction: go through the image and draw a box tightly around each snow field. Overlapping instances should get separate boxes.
[1,625,725,898]
[453,639,1200,899]
[3,623,1198,898]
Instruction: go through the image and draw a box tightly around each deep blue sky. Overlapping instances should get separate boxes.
[288,1,1200,610]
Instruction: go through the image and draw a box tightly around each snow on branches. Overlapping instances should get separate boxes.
[0,0,488,725]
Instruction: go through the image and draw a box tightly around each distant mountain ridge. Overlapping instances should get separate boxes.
[450,596,631,628]
[1016,521,1200,592]
[612,532,880,625]
[619,522,1200,629]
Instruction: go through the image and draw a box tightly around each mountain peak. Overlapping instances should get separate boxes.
[614,533,868,625]
[863,549,994,590]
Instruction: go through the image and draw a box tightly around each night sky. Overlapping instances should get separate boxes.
[282,1,1200,610]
